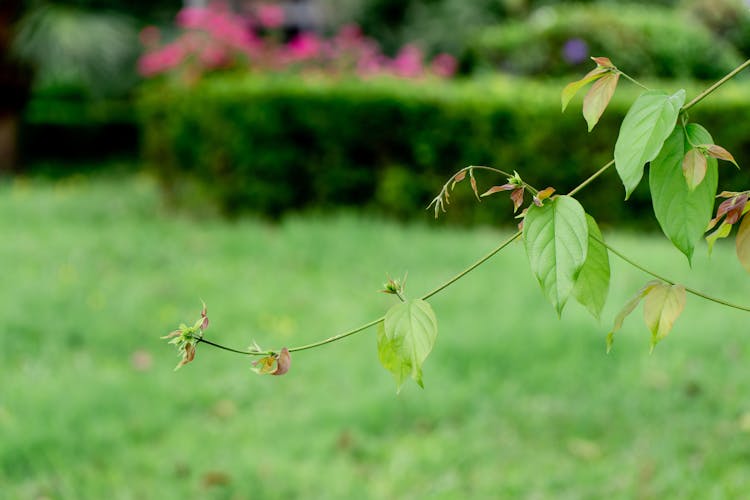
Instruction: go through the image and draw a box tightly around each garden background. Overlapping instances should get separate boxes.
[3,0,750,497]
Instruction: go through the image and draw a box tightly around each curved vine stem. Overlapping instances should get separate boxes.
[193,58,750,359]
[597,237,750,313]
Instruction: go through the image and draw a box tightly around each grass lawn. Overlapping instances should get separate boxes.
[2,173,750,499]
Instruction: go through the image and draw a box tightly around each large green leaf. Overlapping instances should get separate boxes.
[614,89,685,199]
[573,214,610,319]
[523,195,589,316]
[649,124,718,263]
[377,299,438,392]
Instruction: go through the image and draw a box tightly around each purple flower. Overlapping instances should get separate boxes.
[562,38,589,64]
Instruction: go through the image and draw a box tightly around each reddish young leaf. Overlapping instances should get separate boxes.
[451,170,467,190]
[178,343,196,369]
[606,280,660,353]
[682,148,707,191]
[591,56,614,68]
[272,348,291,376]
[736,216,750,273]
[701,144,739,168]
[510,188,525,212]
[480,184,515,197]
[583,72,619,132]
[469,170,480,201]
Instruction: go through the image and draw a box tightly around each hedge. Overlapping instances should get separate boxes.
[468,4,743,80]
[139,74,750,226]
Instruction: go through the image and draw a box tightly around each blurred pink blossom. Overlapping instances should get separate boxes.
[138,43,185,76]
[256,4,285,29]
[287,33,322,60]
[391,44,423,78]
[430,53,458,78]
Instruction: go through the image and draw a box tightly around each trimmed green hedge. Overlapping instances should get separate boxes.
[139,75,750,226]
[469,4,743,80]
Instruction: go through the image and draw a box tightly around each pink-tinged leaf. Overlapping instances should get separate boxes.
[469,170,480,201]
[510,187,525,212]
[643,283,686,351]
[726,195,748,225]
[701,144,739,169]
[176,343,196,370]
[591,56,614,68]
[200,302,209,331]
[606,280,660,353]
[717,191,740,199]
[583,72,619,132]
[561,67,608,112]
[706,222,731,254]
[736,216,750,272]
[682,148,707,191]
[451,170,467,190]
[161,330,181,340]
[481,184,515,197]
[272,348,291,376]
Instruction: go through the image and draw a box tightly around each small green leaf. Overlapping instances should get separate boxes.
[682,148,707,191]
[614,89,685,199]
[706,222,732,254]
[606,280,661,353]
[649,124,718,263]
[583,72,619,132]
[736,215,750,272]
[561,67,608,112]
[643,283,686,351]
[377,299,438,392]
[524,195,589,316]
[573,215,610,319]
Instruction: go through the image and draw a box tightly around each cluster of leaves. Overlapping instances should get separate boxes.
[164,55,750,393]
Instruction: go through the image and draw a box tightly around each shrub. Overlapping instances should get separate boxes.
[139,74,750,225]
[469,3,743,80]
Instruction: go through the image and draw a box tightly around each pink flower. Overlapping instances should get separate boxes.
[430,53,457,78]
[391,44,424,78]
[138,43,186,76]
[176,7,209,29]
[287,33,321,60]
[256,4,284,29]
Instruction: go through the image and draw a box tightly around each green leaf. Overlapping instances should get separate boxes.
[736,215,750,272]
[682,148,707,191]
[573,215,610,319]
[706,221,732,254]
[643,283,686,351]
[614,89,685,199]
[561,67,608,112]
[377,299,438,392]
[523,195,588,316]
[583,72,619,132]
[649,124,718,263]
[606,280,661,353]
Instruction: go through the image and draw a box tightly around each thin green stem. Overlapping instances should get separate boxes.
[196,337,265,356]
[421,231,522,300]
[682,58,750,112]
[192,59,750,360]
[598,237,750,313]
[617,70,649,91]
[567,159,615,197]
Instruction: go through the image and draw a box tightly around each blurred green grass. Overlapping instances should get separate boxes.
[2,174,750,499]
